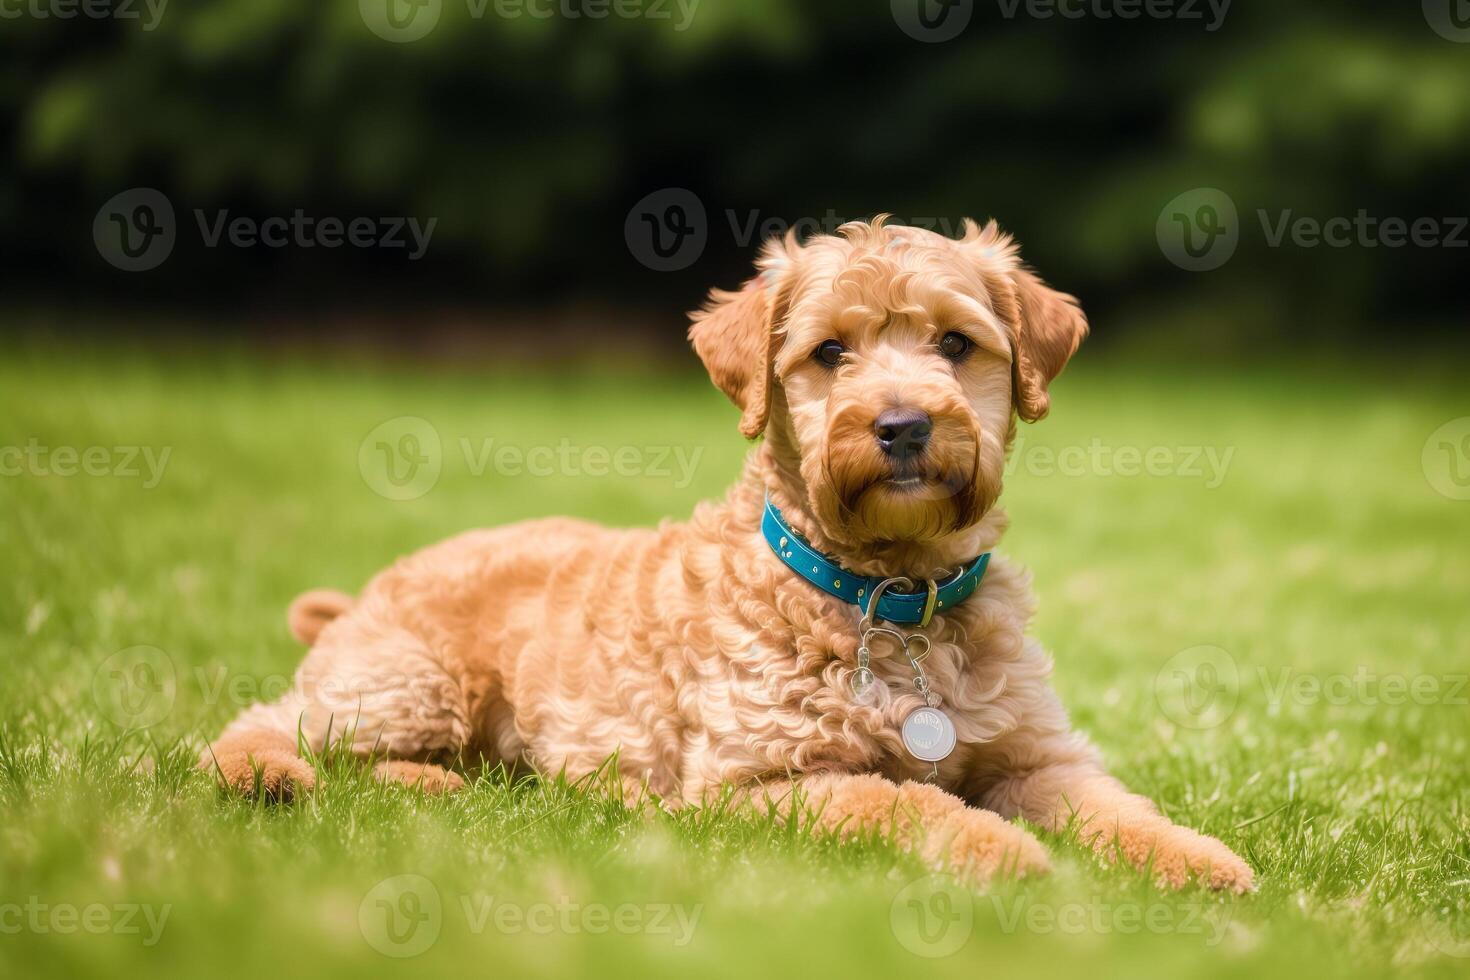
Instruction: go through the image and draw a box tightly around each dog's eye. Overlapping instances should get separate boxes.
[813,340,846,367]
[939,332,971,360]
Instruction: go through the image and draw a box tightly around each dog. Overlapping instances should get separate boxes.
[202,216,1253,892]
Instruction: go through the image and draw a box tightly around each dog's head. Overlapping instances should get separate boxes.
[690,216,1087,556]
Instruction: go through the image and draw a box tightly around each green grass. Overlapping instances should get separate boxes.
[2,337,1467,980]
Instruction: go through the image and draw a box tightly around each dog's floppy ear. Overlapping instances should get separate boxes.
[1008,266,1088,422]
[960,220,1088,422]
[688,266,789,439]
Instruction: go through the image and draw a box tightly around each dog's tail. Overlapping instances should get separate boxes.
[287,588,355,646]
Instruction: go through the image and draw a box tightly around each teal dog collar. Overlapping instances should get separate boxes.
[761,495,990,626]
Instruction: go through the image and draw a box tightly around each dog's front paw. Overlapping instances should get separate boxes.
[941,806,1053,885]
[373,760,465,794]
[199,734,316,802]
[1145,825,1254,894]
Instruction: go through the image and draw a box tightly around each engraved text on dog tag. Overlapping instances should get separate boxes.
[901,705,956,763]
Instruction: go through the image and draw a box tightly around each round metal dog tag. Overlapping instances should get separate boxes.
[901,706,956,763]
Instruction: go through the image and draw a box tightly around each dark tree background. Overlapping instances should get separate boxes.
[2,1,1466,350]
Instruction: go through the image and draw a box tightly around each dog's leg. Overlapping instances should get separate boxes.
[982,752,1254,893]
[744,773,1050,884]
[201,726,315,801]
[200,605,472,799]
[372,760,466,795]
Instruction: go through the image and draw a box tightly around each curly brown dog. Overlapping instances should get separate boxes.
[202,216,1253,893]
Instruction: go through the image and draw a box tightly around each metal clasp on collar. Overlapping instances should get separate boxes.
[917,577,938,628]
[852,575,952,781]
[861,574,940,628]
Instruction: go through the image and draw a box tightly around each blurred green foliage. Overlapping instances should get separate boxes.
[2,2,1467,339]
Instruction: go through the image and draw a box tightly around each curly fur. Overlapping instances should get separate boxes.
[203,216,1252,892]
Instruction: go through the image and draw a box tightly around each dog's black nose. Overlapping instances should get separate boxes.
[874,409,932,458]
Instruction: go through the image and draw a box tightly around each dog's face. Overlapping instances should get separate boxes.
[690,217,1087,553]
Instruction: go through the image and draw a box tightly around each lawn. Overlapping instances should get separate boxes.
[1,335,1467,980]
